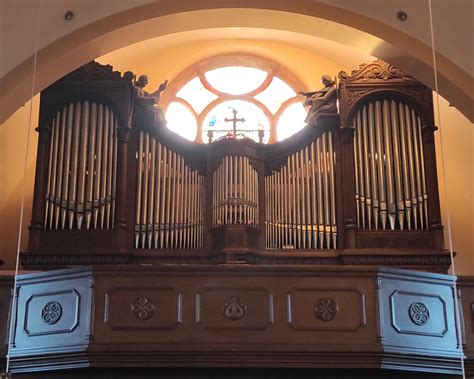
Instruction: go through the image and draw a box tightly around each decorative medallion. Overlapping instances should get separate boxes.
[131,296,155,320]
[409,302,430,325]
[222,296,247,321]
[41,301,63,325]
[314,297,339,322]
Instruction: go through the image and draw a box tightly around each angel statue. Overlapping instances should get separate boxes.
[134,75,168,106]
[132,74,168,125]
[299,75,337,125]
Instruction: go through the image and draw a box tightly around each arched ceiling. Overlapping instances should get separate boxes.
[0,1,472,123]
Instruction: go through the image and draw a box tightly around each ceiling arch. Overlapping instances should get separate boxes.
[0,1,472,123]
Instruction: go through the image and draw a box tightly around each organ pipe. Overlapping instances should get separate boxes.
[44,101,118,232]
[134,131,206,249]
[211,155,259,229]
[353,98,428,231]
[265,131,337,250]
[390,100,404,230]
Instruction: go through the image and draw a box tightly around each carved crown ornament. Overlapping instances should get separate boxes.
[338,60,414,83]
[60,61,130,83]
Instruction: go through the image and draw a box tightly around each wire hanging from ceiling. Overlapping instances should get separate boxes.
[4,0,43,376]
[428,0,466,377]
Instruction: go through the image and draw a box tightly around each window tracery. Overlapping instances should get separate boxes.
[162,55,308,144]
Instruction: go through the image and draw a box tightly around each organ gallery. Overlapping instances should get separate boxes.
[1,59,472,378]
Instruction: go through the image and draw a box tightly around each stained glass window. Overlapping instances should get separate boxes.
[176,77,217,114]
[164,60,308,144]
[255,77,296,114]
[202,100,270,143]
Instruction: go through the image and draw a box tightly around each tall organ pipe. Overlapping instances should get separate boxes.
[265,131,337,250]
[43,101,117,232]
[353,99,428,231]
[134,131,206,250]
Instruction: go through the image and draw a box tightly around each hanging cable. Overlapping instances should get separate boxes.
[4,0,43,376]
[428,1,465,377]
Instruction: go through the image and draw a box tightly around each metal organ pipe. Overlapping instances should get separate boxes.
[211,156,259,230]
[390,100,404,230]
[43,101,118,232]
[45,111,60,229]
[134,132,206,250]
[85,102,97,230]
[353,99,428,231]
[264,132,337,250]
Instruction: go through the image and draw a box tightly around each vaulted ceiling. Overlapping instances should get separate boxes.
[1,0,473,123]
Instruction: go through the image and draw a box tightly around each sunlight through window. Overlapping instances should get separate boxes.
[165,59,308,144]
[204,66,268,95]
[202,100,270,143]
[176,77,218,113]
[165,102,197,141]
[276,102,307,141]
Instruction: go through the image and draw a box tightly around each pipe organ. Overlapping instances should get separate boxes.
[44,101,118,231]
[265,131,337,250]
[353,100,428,231]
[23,60,449,272]
[9,60,464,379]
[135,130,206,250]
[212,156,259,227]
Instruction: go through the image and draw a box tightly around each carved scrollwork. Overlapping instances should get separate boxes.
[338,60,413,82]
[131,296,155,320]
[409,302,430,325]
[344,89,372,106]
[222,296,247,321]
[314,297,339,321]
[41,301,63,325]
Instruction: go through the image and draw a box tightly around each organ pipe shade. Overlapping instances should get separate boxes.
[134,130,206,249]
[265,131,337,250]
[353,99,428,231]
[44,101,118,231]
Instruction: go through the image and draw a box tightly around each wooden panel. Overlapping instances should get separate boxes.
[377,269,459,358]
[389,290,447,337]
[456,277,474,377]
[5,267,463,375]
[196,287,273,331]
[0,276,13,369]
[24,289,80,336]
[12,269,92,354]
[287,288,365,331]
[104,287,182,330]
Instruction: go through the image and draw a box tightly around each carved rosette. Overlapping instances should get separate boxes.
[131,296,155,320]
[409,302,430,325]
[222,296,247,321]
[41,301,63,325]
[314,297,339,321]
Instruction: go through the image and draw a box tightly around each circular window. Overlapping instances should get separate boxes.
[163,55,307,144]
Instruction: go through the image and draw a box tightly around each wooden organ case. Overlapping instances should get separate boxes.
[22,61,449,270]
[6,61,464,377]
